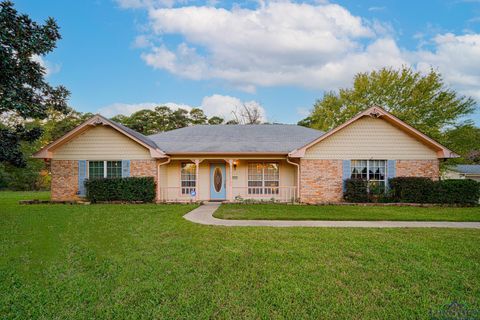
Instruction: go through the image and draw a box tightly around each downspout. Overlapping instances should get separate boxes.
[286,157,300,202]
[157,157,171,202]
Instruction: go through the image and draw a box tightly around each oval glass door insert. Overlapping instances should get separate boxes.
[214,167,222,192]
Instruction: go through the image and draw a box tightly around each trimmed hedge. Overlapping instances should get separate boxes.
[85,177,155,203]
[344,177,480,205]
[343,179,369,203]
[389,177,480,204]
[389,177,435,203]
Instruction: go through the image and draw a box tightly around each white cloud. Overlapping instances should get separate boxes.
[368,6,385,12]
[31,55,61,76]
[132,35,152,48]
[140,1,377,91]
[200,94,267,121]
[98,102,191,117]
[120,0,480,101]
[413,33,480,100]
[97,94,266,122]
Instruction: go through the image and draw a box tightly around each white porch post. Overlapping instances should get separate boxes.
[194,159,200,201]
[228,159,233,201]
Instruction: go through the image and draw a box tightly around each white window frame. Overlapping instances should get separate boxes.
[248,162,280,195]
[180,162,196,195]
[87,160,122,179]
[350,160,387,191]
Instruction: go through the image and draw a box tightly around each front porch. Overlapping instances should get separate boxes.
[157,157,299,203]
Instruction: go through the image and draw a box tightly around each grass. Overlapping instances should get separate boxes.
[1,191,479,319]
[214,203,480,221]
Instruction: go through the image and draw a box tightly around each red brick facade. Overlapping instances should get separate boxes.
[299,159,440,204]
[130,160,158,182]
[396,159,439,180]
[50,159,158,201]
[51,160,79,201]
[299,159,343,204]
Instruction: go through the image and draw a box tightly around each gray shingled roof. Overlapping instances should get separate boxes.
[449,165,480,175]
[148,124,324,153]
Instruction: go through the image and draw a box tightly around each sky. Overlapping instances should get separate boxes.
[15,0,480,125]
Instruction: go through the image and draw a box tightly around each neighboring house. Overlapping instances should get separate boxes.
[443,165,480,182]
[33,106,458,203]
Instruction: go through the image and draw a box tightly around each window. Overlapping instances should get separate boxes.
[351,160,387,192]
[106,161,122,178]
[88,161,122,179]
[181,163,196,195]
[88,161,105,179]
[248,162,279,195]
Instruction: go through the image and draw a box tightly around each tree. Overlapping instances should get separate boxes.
[441,123,480,164]
[169,108,190,129]
[189,108,208,125]
[232,103,263,124]
[208,116,224,125]
[0,1,69,167]
[299,67,476,139]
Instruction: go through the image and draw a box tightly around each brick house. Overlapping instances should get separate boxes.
[33,106,457,203]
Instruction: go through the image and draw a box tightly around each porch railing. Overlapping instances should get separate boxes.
[158,186,298,202]
[232,186,297,203]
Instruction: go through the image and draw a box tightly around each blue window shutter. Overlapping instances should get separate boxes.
[342,160,351,191]
[78,160,87,196]
[122,160,130,177]
[387,160,396,187]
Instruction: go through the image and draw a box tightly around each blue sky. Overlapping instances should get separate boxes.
[16,0,480,125]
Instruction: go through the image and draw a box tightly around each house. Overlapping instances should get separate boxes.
[33,106,458,203]
[443,165,480,182]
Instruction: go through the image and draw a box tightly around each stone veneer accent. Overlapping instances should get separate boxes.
[51,160,79,201]
[300,159,343,204]
[396,159,439,180]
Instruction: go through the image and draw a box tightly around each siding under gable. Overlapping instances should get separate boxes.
[304,117,438,160]
[52,126,152,160]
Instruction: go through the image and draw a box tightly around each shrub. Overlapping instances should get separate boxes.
[434,179,480,204]
[344,178,369,203]
[388,177,435,203]
[389,177,480,205]
[85,177,155,203]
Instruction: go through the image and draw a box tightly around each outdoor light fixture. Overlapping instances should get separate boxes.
[233,160,238,171]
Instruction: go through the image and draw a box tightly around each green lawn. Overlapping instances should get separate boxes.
[1,191,480,319]
[214,203,480,221]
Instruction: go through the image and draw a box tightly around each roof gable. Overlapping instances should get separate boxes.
[289,106,458,159]
[33,115,166,159]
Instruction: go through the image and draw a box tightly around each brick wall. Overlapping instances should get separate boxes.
[300,159,343,204]
[51,160,79,201]
[50,159,158,201]
[130,160,157,182]
[397,159,439,180]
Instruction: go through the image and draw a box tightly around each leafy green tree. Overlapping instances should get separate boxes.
[299,67,476,139]
[169,108,190,129]
[0,1,69,167]
[189,108,208,125]
[208,116,224,125]
[441,123,480,164]
[122,109,160,135]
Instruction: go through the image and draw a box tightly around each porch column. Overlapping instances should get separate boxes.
[228,159,233,201]
[194,159,200,201]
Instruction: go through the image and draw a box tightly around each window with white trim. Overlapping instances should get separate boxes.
[248,162,279,195]
[181,163,196,195]
[88,161,122,179]
[351,160,387,191]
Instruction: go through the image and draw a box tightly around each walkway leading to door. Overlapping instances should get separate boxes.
[183,202,480,228]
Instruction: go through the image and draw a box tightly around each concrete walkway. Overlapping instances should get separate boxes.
[183,202,480,229]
